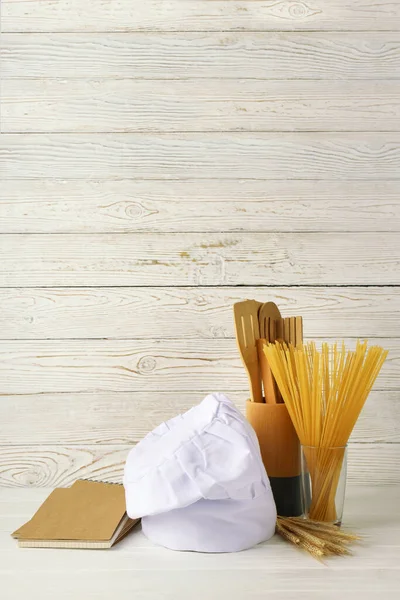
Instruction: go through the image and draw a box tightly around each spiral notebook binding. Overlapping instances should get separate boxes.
[79,478,123,486]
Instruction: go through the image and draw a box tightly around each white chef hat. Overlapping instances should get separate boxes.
[123,393,276,552]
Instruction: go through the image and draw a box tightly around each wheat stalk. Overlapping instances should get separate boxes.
[276,516,361,560]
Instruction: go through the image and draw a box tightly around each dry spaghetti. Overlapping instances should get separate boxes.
[263,341,388,522]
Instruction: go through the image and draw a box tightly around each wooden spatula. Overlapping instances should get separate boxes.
[257,331,280,405]
[295,316,303,346]
[257,302,282,404]
[280,316,303,346]
[233,300,263,403]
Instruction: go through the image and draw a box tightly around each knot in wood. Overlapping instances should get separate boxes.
[137,356,157,373]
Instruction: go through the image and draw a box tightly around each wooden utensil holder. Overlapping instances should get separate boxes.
[246,400,302,517]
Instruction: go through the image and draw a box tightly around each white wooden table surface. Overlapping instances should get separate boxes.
[1,484,399,600]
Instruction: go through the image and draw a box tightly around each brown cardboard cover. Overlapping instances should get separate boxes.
[12,480,127,542]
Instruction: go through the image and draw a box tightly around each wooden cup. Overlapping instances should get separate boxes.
[246,400,302,516]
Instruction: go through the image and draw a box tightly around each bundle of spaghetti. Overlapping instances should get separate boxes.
[264,340,388,522]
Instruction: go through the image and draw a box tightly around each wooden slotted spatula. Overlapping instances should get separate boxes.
[257,302,282,404]
[295,316,303,346]
[281,316,303,346]
[233,300,263,403]
[259,302,281,340]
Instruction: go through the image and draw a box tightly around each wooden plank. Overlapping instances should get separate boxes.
[4,79,400,133]
[0,338,395,394]
[2,530,400,568]
[0,443,398,487]
[1,569,400,600]
[1,488,399,597]
[1,180,399,234]
[3,133,400,180]
[7,512,399,549]
[2,483,398,520]
[3,525,400,569]
[3,517,400,551]
[0,391,397,445]
[0,445,129,487]
[3,33,400,79]
[1,287,400,340]
[5,487,400,546]
[3,0,399,32]
[2,569,400,600]
[1,233,399,286]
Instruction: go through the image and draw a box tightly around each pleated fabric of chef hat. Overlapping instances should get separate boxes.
[123,393,277,552]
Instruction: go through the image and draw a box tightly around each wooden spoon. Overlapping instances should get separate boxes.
[259,302,281,339]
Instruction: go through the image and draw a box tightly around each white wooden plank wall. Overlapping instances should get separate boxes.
[1,0,400,488]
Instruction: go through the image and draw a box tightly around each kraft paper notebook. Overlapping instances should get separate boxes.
[12,479,139,549]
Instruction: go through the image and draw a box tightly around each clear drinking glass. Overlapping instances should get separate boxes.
[300,445,347,525]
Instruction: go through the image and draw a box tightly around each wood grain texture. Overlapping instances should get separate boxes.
[4,79,400,133]
[0,444,398,487]
[2,521,400,567]
[1,233,399,287]
[1,180,399,234]
[0,391,397,445]
[0,338,395,394]
[3,33,400,79]
[1,568,400,600]
[3,0,399,32]
[2,0,400,499]
[1,287,400,340]
[3,133,400,180]
[2,564,400,600]
[2,487,400,599]
[7,529,399,567]
[2,487,400,554]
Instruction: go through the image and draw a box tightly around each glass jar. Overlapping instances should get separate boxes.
[300,445,347,525]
